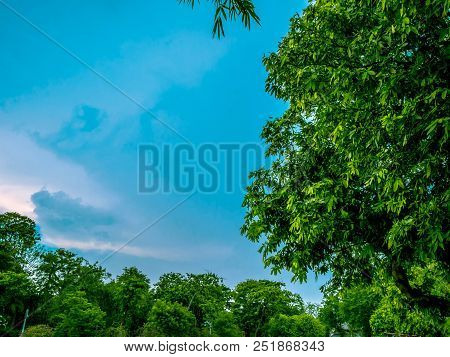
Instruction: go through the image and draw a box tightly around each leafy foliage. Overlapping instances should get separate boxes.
[232,279,304,336]
[339,285,381,336]
[0,271,35,333]
[36,249,109,304]
[154,272,231,327]
[179,0,260,38]
[115,267,153,336]
[266,313,326,337]
[210,311,243,336]
[142,300,196,337]
[318,264,449,336]
[0,212,41,271]
[370,285,444,336]
[318,294,347,336]
[242,0,449,314]
[49,291,105,337]
[23,324,54,337]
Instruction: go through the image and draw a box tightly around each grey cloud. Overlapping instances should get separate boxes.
[31,189,115,237]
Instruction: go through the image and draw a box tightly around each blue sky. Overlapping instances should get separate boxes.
[0,0,327,301]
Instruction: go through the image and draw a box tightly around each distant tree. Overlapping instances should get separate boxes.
[142,300,196,337]
[339,285,381,336]
[0,212,41,271]
[104,324,127,337]
[0,271,36,334]
[98,281,122,329]
[266,313,326,337]
[36,249,109,304]
[232,280,304,336]
[116,267,153,336]
[319,285,381,337]
[179,0,260,38]
[23,324,54,337]
[49,291,105,337]
[210,311,243,337]
[318,295,347,336]
[154,272,231,327]
[242,0,449,314]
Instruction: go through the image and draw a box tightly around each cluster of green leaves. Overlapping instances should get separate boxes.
[232,279,305,336]
[114,267,153,335]
[154,272,231,327]
[0,213,41,335]
[242,0,449,319]
[142,300,196,337]
[319,263,449,336]
[265,314,326,337]
[179,0,260,38]
[49,291,106,337]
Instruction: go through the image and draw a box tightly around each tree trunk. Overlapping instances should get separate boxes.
[391,261,449,314]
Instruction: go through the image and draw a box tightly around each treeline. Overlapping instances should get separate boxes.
[0,212,448,337]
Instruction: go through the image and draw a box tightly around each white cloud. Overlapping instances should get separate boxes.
[0,129,112,210]
[43,235,182,261]
[0,184,36,217]
[43,235,233,262]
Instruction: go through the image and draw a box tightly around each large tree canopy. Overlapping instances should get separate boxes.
[242,0,449,312]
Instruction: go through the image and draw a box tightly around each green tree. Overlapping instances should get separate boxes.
[210,311,243,336]
[155,272,231,327]
[98,281,122,329]
[318,295,347,336]
[142,300,196,337]
[0,271,36,334]
[232,280,304,336]
[179,0,259,38]
[266,313,326,337]
[49,291,105,337]
[116,267,153,336]
[0,212,41,271]
[242,0,449,313]
[339,285,381,336]
[36,249,109,304]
